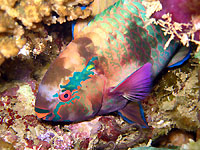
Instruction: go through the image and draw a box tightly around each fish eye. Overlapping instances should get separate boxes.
[59,90,72,102]
[64,93,69,98]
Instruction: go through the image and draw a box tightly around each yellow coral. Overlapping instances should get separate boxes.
[0,0,93,28]
[0,10,26,65]
[0,0,93,65]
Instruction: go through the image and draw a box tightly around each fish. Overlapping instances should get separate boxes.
[35,0,190,127]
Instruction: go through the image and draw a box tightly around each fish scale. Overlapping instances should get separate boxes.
[79,0,176,78]
[35,0,184,125]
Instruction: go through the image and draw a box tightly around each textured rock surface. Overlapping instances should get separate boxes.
[143,57,200,137]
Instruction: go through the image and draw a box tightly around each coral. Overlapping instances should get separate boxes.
[166,130,194,146]
[97,116,121,142]
[0,10,26,65]
[152,0,200,24]
[144,0,200,47]
[0,0,93,65]
[0,80,74,149]
[0,0,93,28]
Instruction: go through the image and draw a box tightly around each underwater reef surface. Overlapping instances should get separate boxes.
[0,0,200,149]
[0,51,199,149]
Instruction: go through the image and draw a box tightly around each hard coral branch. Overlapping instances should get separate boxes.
[0,0,93,65]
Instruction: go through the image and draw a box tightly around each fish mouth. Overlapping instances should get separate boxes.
[35,107,50,119]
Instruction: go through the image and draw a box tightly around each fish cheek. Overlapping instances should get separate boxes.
[57,77,104,122]
[35,92,46,109]
[35,92,55,110]
[56,93,92,122]
[58,101,89,121]
[80,76,105,116]
[56,103,71,121]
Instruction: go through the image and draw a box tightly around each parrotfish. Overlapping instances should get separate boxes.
[35,0,190,127]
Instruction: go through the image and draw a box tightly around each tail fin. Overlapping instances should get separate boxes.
[168,46,191,68]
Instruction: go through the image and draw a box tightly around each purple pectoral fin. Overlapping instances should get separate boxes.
[105,63,152,127]
[118,102,148,128]
[111,63,152,102]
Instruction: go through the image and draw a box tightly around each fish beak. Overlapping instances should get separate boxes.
[35,112,50,119]
[35,107,50,119]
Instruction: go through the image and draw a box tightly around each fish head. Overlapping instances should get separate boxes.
[35,40,104,122]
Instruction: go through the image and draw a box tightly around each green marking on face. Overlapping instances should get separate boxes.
[51,56,99,121]
[53,93,59,98]
[53,102,64,121]
[60,57,98,92]
[52,94,81,121]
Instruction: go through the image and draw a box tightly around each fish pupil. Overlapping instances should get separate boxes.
[64,93,68,98]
